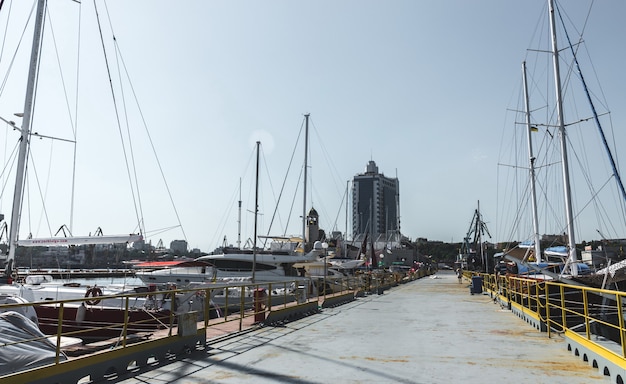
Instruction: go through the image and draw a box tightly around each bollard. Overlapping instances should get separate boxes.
[254,288,267,322]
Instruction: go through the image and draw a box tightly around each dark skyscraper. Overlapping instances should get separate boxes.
[351,160,399,241]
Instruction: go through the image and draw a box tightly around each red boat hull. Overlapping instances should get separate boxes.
[34,304,173,342]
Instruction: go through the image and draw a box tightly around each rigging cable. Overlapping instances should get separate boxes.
[94,2,189,243]
[93,1,143,236]
[115,39,190,242]
[264,117,303,239]
[556,2,626,213]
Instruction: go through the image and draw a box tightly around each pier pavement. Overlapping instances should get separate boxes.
[110,270,608,384]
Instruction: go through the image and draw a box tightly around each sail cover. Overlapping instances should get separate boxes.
[17,234,143,247]
[0,311,68,374]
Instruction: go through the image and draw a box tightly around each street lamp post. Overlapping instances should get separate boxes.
[322,242,329,300]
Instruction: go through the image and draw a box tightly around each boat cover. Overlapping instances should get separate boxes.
[544,246,568,256]
[519,240,534,248]
[0,311,67,375]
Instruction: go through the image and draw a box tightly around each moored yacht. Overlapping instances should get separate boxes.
[135,242,324,286]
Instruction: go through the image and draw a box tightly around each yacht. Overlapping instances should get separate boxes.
[135,242,324,286]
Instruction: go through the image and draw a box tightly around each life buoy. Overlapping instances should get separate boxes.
[85,286,103,305]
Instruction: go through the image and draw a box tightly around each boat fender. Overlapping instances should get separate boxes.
[75,303,87,324]
[85,286,103,305]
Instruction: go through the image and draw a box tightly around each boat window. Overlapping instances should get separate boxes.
[210,259,277,271]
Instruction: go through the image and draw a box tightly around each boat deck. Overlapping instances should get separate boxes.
[109,270,609,383]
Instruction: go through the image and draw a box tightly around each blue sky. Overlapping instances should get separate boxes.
[1,1,625,252]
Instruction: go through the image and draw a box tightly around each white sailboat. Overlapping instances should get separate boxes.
[498,0,625,285]
[0,0,198,340]
[0,0,142,280]
[0,1,144,285]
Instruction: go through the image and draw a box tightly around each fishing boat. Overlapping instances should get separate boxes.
[457,202,491,272]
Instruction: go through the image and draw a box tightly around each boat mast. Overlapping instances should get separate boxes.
[238,178,242,249]
[344,179,349,258]
[549,0,578,276]
[477,201,483,271]
[4,0,46,282]
[557,11,626,207]
[395,168,400,240]
[301,113,310,250]
[345,180,349,242]
[253,141,260,283]
[522,61,542,263]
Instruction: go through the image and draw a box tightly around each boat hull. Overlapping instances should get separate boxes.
[34,304,172,342]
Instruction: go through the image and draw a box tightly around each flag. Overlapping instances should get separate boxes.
[359,233,368,259]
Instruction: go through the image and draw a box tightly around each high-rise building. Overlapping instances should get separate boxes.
[170,239,188,254]
[351,160,400,241]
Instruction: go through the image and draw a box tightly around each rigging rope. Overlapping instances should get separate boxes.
[93,1,143,236]
[264,118,303,240]
[92,2,188,243]
[556,2,626,211]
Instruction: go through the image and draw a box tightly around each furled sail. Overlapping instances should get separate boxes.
[17,234,142,247]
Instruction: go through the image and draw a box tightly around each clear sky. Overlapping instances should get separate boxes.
[0,1,625,253]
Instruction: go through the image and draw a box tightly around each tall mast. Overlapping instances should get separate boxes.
[549,0,578,276]
[237,178,242,249]
[301,113,310,249]
[522,61,542,263]
[558,10,626,207]
[395,168,400,237]
[4,0,46,281]
[477,201,483,271]
[345,180,349,242]
[252,141,260,282]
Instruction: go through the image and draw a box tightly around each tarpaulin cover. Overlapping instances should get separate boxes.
[0,311,67,375]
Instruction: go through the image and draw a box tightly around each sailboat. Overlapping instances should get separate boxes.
[0,0,198,340]
[136,119,324,305]
[490,1,626,347]
[0,1,144,283]
[498,0,626,287]
[195,131,324,282]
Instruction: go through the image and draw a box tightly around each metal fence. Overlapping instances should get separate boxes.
[475,271,626,382]
[0,266,434,383]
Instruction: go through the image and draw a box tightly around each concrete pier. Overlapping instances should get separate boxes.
[110,270,609,383]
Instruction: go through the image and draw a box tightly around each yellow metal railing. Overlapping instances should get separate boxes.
[0,265,436,382]
[482,272,626,360]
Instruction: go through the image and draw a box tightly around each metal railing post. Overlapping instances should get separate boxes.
[582,289,590,340]
[122,296,129,347]
[618,293,626,358]
[55,303,64,364]
[546,282,552,338]
[239,287,245,331]
[560,284,566,331]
